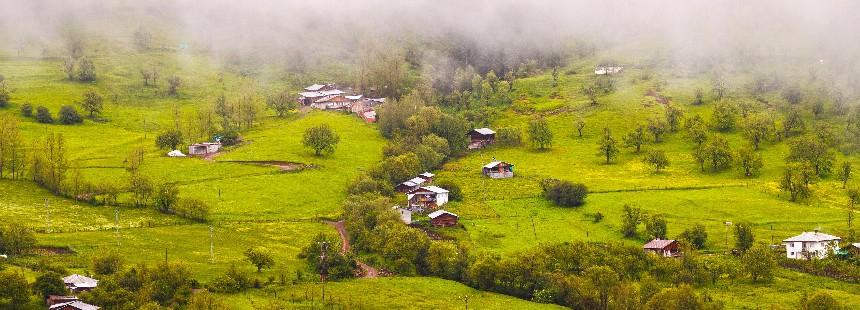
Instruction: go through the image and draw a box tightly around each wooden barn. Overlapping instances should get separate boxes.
[643,239,681,257]
[396,177,427,193]
[482,161,513,178]
[428,210,458,227]
[188,142,221,156]
[407,186,449,211]
[468,128,496,149]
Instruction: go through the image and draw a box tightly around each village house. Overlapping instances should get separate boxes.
[188,142,221,156]
[396,176,427,193]
[392,206,412,224]
[407,186,450,211]
[297,84,344,106]
[429,210,459,227]
[311,94,353,110]
[418,172,434,183]
[63,274,98,293]
[47,295,80,306]
[482,161,514,178]
[350,97,385,123]
[468,128,496,149]
[594,65,624,75]
[643,239,681,257]
[49,300,100,310]
[783,231,841,259]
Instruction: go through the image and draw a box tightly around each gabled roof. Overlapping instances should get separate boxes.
[304,84,327,91]
[643,239,677,250]
[783,232,841,243]
[419,172,434,178]
[345,95,363,100]
[420,186,449,194]
[63,274,98,288]
[483,161,511,169]
[50,301,99,310]
[399,177,426,188]
[471,128,496,135]
[428,210,458,219]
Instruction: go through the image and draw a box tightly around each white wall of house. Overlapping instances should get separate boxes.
[436,192,448,206]
[784,241,839,259]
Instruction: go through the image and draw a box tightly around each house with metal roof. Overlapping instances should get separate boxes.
[483,161,513,178]
[783,231,841,259]
[396,177,427,193]
[407,186,449,211]
[428,210,458,227]
[49,300,100,310]
[643,239,681,257]
[63,274,98,292]
[468,128,496,149]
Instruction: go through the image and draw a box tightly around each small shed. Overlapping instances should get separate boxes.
[468,128,496,149]
[594,65,624,75]
[407,186,450,210]
[428,210,458,227]
[49,300,100,310]
[483,161,513,178]
[643,239,681,257]
[63,274,98,292]
[188,142,221,156]
[392,206,412,224]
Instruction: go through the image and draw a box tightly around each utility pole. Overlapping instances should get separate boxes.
[115,206,120,246]
[209,225,214,263]
[459,295,470,310]
[724,221,732,247]
[45,199,51,233]
[319,241,329,304]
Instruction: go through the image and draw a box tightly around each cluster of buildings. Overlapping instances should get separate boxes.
[642,230,852,260]
[298,83,385,123]
[46,274,100,309]
[594,65,624,75]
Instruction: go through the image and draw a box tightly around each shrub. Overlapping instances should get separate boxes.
[435,180,462,201]
[58,105,83,124]
[496,126,523,146]
[35,106,53,123]
[542,180,588,207]
[32,272,67,298]
[173,198,210,222]
[0,223,36,255]
[209,264,252,293]
[20,103,32,117]
[679,224,708,249]
[92,252,124,275]
[155,130,183,150]
[216,129,241,146]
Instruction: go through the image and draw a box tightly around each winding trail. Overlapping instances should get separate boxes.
[327,220,379,278]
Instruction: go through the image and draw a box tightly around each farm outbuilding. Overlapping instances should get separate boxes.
[396,177,427,193]
[312,94,353,110]
[392,206,412,224]
[468,128,496,149]
[594,65,624,75]
[63,274,98,292]
[483,161,513,178]
[188,142,221,156]
[643,239,681,257]
[407,186,449,211]
[418,172,434,183]
[783,231,841,260]
[167,150,186,157]
[428,210,458,227]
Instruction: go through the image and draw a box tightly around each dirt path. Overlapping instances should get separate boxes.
[327,220,379,278]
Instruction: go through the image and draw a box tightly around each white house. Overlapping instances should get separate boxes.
[594,65,624,75]
[782,231,841,259]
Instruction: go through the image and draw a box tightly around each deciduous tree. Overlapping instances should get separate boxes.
[597,128,619,164]
[623,125,645,153]
[303,124,340,156]
[736,147,763,177]
[642,149,669,172]
[528,117,553,150]
[244,247,275,272]
[80,90,104,118]
[742,242,775,282]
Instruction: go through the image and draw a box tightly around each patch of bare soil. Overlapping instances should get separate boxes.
[326,220,380,278]
[30,246,75,256]
[645,89,669,105]
[220,160,315,172]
